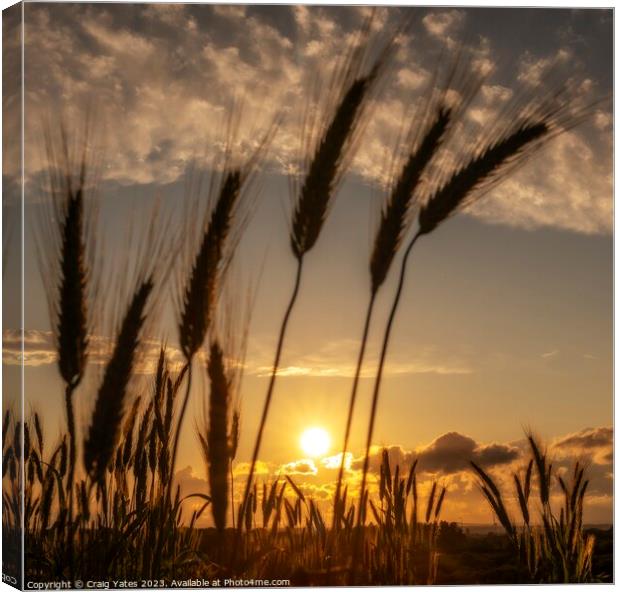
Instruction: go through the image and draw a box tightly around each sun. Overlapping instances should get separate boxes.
[300,427,331,457]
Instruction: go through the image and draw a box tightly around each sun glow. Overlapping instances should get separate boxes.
[300,427,331,457]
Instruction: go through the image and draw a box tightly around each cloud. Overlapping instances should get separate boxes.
[3,330,57,367]
[233,460,270,477]
[552,426,612,466]
[396,66,429,90]
[321,452,353,471]
[468,127,612,235]
[6,5,610,236]
[280,459,318,476]
[517,48,571,86]
[249,338,474,379]
[417,433,520,474]
[173,424,612,526]
[2,329,186,373]
[422,10,465,38]
[351,432,520,476]
[553,426,612,451]
[3,329,474,381]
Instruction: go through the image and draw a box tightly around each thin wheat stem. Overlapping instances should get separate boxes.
[359,232,421,511]
[326,293,375,584]
[167,362,192,503]
[351,230,422,582]
[234,256,304,559]
[230,463,236,530]
[332,291,376,528]
[64,382,77,521]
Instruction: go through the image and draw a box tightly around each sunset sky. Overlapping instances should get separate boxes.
[3,4,612,525]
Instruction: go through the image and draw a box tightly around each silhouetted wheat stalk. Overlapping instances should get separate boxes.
[36,123,100,547]
[197,281,251,537]
[471,433,595,583]
[172,120,273,507]
[356,90,589,543]
[341,55,485,577]
[201,341,231,534]
[337,53,483,553]
[172,169,241,504]
[237,18,392,557]
[333,105,452,530]
[83,278,153,484]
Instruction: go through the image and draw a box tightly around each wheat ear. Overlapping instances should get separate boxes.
[84,278,153,484]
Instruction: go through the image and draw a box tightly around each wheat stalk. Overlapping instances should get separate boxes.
[38,123,97,527]
[333,105,452,529]
[83,278,153,484]
[178,170,241,362]
[237,23,388,557]
[205,340,231,533]
[356,121,550,526]
[172,116,274,507]
[356,106,580,547]
[170,169,243,510]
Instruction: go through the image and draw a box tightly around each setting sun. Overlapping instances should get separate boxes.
[300,427,331,457]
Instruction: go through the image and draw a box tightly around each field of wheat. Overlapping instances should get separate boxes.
[2,8,611,588]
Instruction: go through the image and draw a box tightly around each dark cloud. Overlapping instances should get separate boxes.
[351,432,520,476]
[553,427,612,452]
[417,432,520,474]
[170,423,613,526]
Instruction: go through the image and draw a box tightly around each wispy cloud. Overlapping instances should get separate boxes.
[3,330,472,379]
[552,426,612,466]
[248,338,474,378]
[2,329,186,373]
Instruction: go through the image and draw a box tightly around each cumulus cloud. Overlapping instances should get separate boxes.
[321,452,353,471]
[552,426,612,466]
[422,10,465,39]
[173,424,612,526]
[280,459,318,476]
[5,5,610,236]
[517,48,572,86]
[352,433,520,476]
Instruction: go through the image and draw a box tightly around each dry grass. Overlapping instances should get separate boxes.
[471,434,595,583]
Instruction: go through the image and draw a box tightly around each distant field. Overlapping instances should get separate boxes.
[434,527,613,585]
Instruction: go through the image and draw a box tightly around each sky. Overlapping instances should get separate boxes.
[2,4,613,526]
